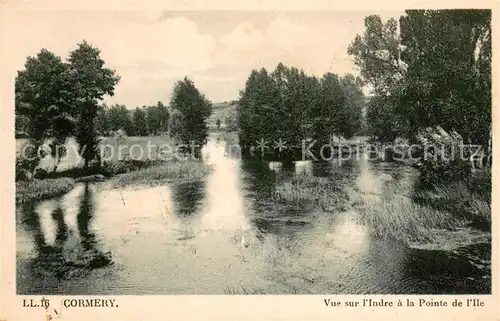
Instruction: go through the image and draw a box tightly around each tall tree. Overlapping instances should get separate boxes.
[348,15,406,141]
[169,78,212,154]
[68,41,120,167]
[156,101,170,135]
[237,63,364,159]
[348,15,405,96]
[349,10,491,146]
[398,10,491,144]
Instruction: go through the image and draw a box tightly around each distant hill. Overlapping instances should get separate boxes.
[208,101,237,130]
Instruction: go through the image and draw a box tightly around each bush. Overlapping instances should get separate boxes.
[33,167,49,179]
[16,156,34,181]
[415,126,472,183]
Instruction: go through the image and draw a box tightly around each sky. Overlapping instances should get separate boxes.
[6,10,404,107]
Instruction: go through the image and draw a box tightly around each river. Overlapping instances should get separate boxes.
[16,137,491,294]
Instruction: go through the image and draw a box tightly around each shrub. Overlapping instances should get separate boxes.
[415,126,472,183]
[16,156,34,181]
[33,167,50,179]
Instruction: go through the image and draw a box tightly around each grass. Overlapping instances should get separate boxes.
[413,176,491,231]
[353,195,462,243]
[16,178,75,204]
[107,160,213,188]
[271,166,491,245]
[272,173,348,212]
[352,171,491,244]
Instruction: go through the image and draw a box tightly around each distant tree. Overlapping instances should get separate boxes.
[68,41,120,168]
[311,72,345,146]
[132,107,148,136]
[146,101,170,135]
[108,104,134,135]
[96,103,111,136]
[156,101,170,135]
[237,68,278,155]
[169,77,212,154]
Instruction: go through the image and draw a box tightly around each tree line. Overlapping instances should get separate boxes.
[236,62,365,159]
[348,10,491,146]
[96,101,170,137]
[15,41,212,177]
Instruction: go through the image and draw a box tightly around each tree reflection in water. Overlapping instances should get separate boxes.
[22,183,112,280]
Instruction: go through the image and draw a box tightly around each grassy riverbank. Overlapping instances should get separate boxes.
[107,160,212,188]
[273,166,491,246]
[16,178,76,204]
[16,135,213,201]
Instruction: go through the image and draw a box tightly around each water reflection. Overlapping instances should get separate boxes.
[171,181,206,218]
[19,183,112,282]
[77,183,97,250]
[52,205,67,249]
[16,137,491,294]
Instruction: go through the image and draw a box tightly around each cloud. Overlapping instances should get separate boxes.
[213,15,358,79]
[105,16,215,78]
[8,11,215,106]
[8,11,401,105]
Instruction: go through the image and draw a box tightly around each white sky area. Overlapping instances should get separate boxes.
[6,11,404,107]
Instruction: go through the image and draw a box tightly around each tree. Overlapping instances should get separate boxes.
[397,10,491,144]
[96,104,111,136]
[338,74,365,138]
[348,15,405,96]
[132,107,148,136]
[68,41,120,168]
[169,77,212,154]
[156,101,170,135]
[349,11,491,146]
[311,72,345,145]
[107,104,134,135]
[237,63,365,159]
[145,101,170,135]
[15,49,75,173]
[348,15,406,142]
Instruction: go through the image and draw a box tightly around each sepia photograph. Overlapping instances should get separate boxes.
[9,7,493,299]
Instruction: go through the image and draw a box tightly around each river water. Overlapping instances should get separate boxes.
[16,137,491,294]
